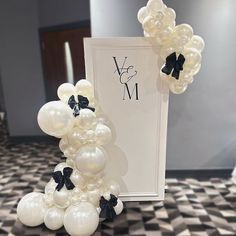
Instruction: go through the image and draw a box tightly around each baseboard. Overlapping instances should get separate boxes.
[166,169,233,179]
[8,135,58,144]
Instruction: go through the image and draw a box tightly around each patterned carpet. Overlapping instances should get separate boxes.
[0,121,236,236]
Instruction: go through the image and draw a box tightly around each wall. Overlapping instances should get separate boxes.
[90,0,236,169]
[0,0,46,136]
[38,0,90,27]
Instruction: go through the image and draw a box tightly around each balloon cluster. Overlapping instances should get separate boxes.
[17,80,123,236]
[138,0,205,94]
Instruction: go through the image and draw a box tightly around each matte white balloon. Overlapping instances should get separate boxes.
[75,144,107,175]
[114,199,124,215]
[57,83,76,103]
[17,192,46,227]
[95,123,112,145]
[75,109,96,129]
[37,101,74,137]
[53,188,70,208]
[44,207,64,230]
[64,202,99,236]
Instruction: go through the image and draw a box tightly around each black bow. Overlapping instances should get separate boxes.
[99,194,118,220]
[161,52,185,80]
[68,95,95,117]
[52,167,75,191]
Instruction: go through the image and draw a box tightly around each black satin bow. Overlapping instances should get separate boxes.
[161,52,185,80]
[99,194,118,220]
[52,167,75,191]
[68,95,95,117]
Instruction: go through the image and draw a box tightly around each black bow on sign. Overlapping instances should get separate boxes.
[161,52,185,80]
[99,194,118,220]
[68,95,95,117]
[52,167,75,191]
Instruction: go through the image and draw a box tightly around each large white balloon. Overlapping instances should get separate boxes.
[64,202,99,236]
[37,101,75,137]
[75,144,107,176]
[57,83,76,103]
[44,207,64,230]
[95,123,112,145]
[17,192,46,227]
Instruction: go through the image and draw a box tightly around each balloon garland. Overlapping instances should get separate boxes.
[17,80,123,236]
[138,0,205,94]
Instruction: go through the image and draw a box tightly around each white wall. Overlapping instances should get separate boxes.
[90,0,236,169]
[0,0,46,136]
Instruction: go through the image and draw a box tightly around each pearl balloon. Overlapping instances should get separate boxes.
[186,35,205,52]
[53,188,71,208]
[75,79,94,99]
[183,48,202,69]
[95,123,112,145]
[64,145,77,158]
[163,8,176,23]
[67,127,82,145]
[106,180,120,196]
[87,189,100,206]
[59,138,69,152]
[75,144,107,175]
[37,101,75,137]
[75,109,96,129]
[57,83,76,103]
[17,192,46,227]
[137,7,148,24]
[70,170,86,189]
[64,202,99,236]
[114,199,124,215]
[147,0,164,15]
[54,162,68,172]
[44,207,64,230]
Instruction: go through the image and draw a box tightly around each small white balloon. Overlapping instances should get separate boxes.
[114,199,124,215]
[75,144,107,176]
[75,79,94,99]
[169,81,188,94]
[186,35,205,52]
[105,180,120,197]
[44,207,64,230]
[64,145,77,159]
[37,101,75,137]
[64,202,99,236]
[54,162,68,172]
[137,7,148,24]
[53,187,71,208]
[95,123,112,145]
[59,137,69,152]
[147,0,164,15]
[88,189,100,206]
[75,109,96,129]
[17,192,47,227]
[163,7,176,23]
[183,48,202,69]
[70,170,86,189]
[57,83,76,103]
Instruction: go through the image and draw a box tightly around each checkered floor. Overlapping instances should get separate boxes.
[1,120,236,235]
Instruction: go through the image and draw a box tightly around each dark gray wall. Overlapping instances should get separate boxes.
[0,0,46,136]
[38,0,90,27]
[90,0,236,169]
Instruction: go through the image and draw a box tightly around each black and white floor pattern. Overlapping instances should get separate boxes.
[0,121,236,235]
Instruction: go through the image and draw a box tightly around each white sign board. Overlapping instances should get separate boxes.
[84,37,169,201]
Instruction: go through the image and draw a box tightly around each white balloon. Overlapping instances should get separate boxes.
[37,101,75,137]
[106,180,120,197]
[67,127,82,145]
[64,145,77,158]
[44,207,64,230]
[137,7,148,24]
[59,137,69,152]
[45,179,57,195]
[95,123,112,145]
[53,187,71,208]
[142,16,158,36]
[169,81,188,94]
[87,189,100,206]
[114,199,124,215]
[75,144,107,176]
[54,162,68,172]
[70,170,86,189]
[186,35,205,52]
[64,202,99,236]
[57,83,76,103]
[183,48,202,69]
[17,192,47,227]
[163,7,176,23]
[147,0,164,15]
[75,109,96,129]
[75,79,94,99]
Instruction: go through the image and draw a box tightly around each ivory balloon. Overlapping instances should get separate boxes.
[64,202,99,236]
[147,0,164,15]
[37,101,75,137]
[17,192,47,227]
[59,138,69,152]
[163,7,176,23]
[57,83,76,103]
[64,145,77,159]
[75,145,107,175]
[75,79,93,99]
[44,207,64,230]
[169,81,188,94]
[70,170,86,189]
[53,187,71,208]
[137,7,148,24]
[75,109,96,129]
[183,48,202,69]
[95,123,112,145]
[186,35,205,52]
[114,199,124,215]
